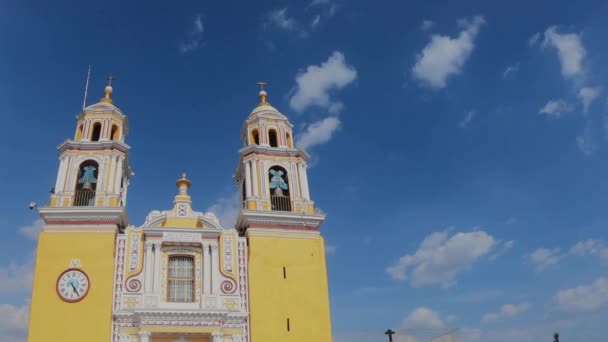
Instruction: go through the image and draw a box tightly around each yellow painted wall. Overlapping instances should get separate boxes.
[28,230,116,342]
[248,233,332,342]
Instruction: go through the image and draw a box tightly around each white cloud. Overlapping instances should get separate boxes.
[554,277,608,313]
[403,307,445,329]
[412,16,485,89]
[459,110,475,128]
[289,51,357,113]
[578,87,601,113]
[0,301,30,342]
[207,191,239,229]
[577,120,594,155]
[311,14,321,29]
[503,63,519,78]
[529,32,541,47]
[569,239,608,263]
[0,258,34,294]
[296,116,341,149]
[386,229,496,287]
[482,303,530,322]
[18,219,43,240]
[420,20,434,32]
[266,8,296,31]
[325,243,337,255]
[528,247,561,271]
[179,15,204,53]
[542,27,586,80]
[489,240,515,261]
[538,99,574,118]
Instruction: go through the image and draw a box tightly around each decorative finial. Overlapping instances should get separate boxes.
[257,81,269,106]
[176,172,192,195]
[100,75,117,104]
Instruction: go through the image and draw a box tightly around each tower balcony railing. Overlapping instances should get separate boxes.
[73,190,96,207]
[271,195,292,212]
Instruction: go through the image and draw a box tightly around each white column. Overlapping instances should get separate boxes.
[138,331,151,342]
[108,155,118,194]
[211,242,219,294]
[203,243,211,295]
[55,156,67,193]
[251,160,259,197]
[262,161,269,197]
[152,242,161,292]
[144,242,153,293]
[299,163,310,200]
[118,334,130,342]
[211,331,224,342]
[244,161,252,199]
[114,157,124,194]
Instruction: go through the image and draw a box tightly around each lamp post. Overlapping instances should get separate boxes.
[554,332,559,342]
[385,329,395,342]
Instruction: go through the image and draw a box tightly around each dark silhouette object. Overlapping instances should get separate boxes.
[554,332,560,342]
[385,329,395,342]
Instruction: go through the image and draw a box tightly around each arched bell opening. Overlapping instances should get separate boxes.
[269,129,278,147]
[110,124,119,141]
[269,166,291,211]
[250,128,260,145]
[91,122,102,142]
[286,132,293,148]
[74,160,99,206]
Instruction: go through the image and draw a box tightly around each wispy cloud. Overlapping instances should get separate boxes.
[386,228,496,287]
[503,63,519,78]
[578,87,601,114]
[554,277,608,313]
[420,20,434,32]
[538,99,574,118]
[206,191,239,229]
[266,8,296,31]
[459,110,476,128]
[296,116,341,150]
[412,16,485,89]
[18,219,43,240]
[482,303,530,323]
[0,300,30,342]
[178,15,204,53]
[528,247,561,271]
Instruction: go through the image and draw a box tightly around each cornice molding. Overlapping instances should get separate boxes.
[237,209,325,231]
[39,206,128,226]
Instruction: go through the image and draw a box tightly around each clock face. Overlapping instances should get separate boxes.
[56,268,90,303]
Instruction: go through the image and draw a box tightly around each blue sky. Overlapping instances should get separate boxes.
[1,0,608,341]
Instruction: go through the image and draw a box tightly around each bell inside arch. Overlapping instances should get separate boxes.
[81,181,94,191]
[273,186,284,196]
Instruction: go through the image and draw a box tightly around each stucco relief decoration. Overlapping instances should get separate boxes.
[220,233,237,282]
[221,279,237,294]
[126,278,142,292]
[177,203,188,216]
[129,233,141,272]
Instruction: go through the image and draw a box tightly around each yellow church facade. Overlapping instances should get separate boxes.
[27,83,332,342]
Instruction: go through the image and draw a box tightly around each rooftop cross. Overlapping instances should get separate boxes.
[107,75,117,86]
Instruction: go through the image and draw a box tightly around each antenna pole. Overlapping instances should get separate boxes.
[82,66,91,110]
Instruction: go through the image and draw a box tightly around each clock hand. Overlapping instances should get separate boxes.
[71,283,80,296]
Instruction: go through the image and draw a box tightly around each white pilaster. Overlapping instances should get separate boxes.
[118,334,131,342]
[211,242,219,294]
[203,242,211,295]
[139,331,151,342]
[144,241,153,293]
[299,163,310,200]
[251,160,259,197]
[262,160,269,197]
[152,242,161,292]
[114,157,124,194]
[244,161,252,198]
[108,155,118,194]
[211,331,224,342]
[55,156,67,193]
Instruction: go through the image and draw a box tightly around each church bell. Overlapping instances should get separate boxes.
[81,181,93,191]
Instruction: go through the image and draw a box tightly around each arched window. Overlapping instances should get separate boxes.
[251,129,260,145]
[110,124,119,141]
[269,129,278,147]
[286,133,293,148]
[167,256,195,303]
[74,160,99,206]
[91,122,102,142]
[269,166,291,211]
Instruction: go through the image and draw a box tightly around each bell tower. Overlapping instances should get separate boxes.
[236,85,332,342]
[28,81,132,342]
